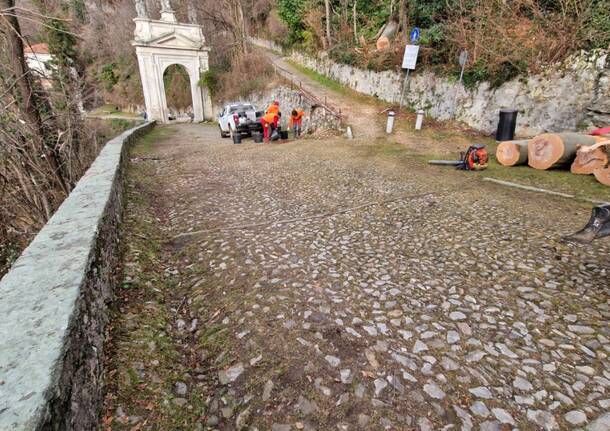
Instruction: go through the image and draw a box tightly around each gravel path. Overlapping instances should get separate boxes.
[105,124,610,431]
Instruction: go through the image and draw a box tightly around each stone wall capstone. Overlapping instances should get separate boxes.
[0,121,155,431]
[290,50,609,137]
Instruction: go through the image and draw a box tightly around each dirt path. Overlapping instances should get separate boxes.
[103,124,610,431]
[267,52,385,140]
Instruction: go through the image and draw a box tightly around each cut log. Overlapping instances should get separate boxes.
[496,139,529,166]
[593,166,610,186]
[528,133,597,170]
[571,140,610,174]
[376,20,398,51]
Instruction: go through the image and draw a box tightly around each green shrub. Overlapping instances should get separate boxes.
[199,69,219,98]
[100,63,119,91]
[277,0,307,44]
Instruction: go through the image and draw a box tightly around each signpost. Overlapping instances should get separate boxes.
[410,27,420,43]
[451,50,468,117]
[398,29,420,108]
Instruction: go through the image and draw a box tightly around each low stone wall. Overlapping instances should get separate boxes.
[290,50,609,137]
[249,85,343,134]
[0,121,155,430]
[249,36,283,54]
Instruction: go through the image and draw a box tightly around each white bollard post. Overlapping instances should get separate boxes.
[346,126,353,139]
[415,109,425,130]
[386,110,395,134]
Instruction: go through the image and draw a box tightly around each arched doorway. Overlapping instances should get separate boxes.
[132,8,213,123]
[163,64,193,121]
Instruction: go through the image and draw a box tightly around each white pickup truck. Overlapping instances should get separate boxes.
[217,102,263,138]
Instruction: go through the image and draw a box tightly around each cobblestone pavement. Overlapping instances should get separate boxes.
[105,124,610,431]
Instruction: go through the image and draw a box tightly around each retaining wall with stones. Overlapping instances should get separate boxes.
[289,50,609,137]
[0,121,155,430]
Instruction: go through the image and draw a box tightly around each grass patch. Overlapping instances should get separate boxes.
[89,104,141,118]
[132,126,175,155]
[287,60,347,95]
[410,144,609,204]
[479,159,609,204]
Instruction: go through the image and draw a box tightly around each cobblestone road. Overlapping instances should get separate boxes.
[105,124,610,431]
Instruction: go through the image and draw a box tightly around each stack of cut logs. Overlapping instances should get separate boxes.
[496,133,610,186]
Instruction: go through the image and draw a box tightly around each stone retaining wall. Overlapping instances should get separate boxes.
[289,50,609,137]
[0,121,155,430]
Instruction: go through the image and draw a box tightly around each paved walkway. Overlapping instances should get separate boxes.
[104,124,610,431]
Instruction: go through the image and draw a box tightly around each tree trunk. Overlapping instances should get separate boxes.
[0,0,43,130]
[398,0,408,35]
[496,140,529,166]
[325,0,332,48]
[571,140,610,175]
[528,133,597,170]
[228,0,248,57]
[376,19,398,51]
[352,0,357,43]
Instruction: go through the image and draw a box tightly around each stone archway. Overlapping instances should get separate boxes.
[132,3,213,123]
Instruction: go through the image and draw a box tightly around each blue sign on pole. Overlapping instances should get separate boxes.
[410,27,420,43]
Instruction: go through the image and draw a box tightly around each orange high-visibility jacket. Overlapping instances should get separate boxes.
[289,109,304,126]
[266,104,279,115]
[262,112,277,124]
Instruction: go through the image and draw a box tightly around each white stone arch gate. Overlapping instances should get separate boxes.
[132,4,213,123]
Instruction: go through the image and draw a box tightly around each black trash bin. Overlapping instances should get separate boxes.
[252,132,263,143]
[232,133,242,144]
[496,109,518,141]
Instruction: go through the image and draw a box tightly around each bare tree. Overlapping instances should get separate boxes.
[325,0,331,47]
[0,0,44,131]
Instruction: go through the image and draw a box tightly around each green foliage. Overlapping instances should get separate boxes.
[277,0,307,43]
[100,63,119,91]
[409,0,451,28]
[489,61,529,88]
[459,62,489,89]
[71,0,87,23]
[163,65,191,110]
[583,0,610,49]
[273,0,608,87]
[199,69,219,97]
[300,30,318,53]
[329,42,357,65]
[46,18,77,70]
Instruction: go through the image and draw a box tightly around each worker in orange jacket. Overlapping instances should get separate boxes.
[289,108,304,138]
[265,100,280,128]
[260,111,277,141]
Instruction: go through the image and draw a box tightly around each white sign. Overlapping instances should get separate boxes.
[401,45,419,70]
